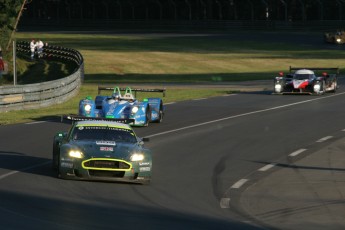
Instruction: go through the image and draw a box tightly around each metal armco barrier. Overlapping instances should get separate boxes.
[0,42,84,112]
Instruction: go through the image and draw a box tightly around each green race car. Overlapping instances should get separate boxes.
[52,119,152,184]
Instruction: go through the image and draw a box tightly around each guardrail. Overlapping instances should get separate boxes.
[0,42,83,112]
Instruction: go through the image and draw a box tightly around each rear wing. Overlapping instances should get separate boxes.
[98,86,166,97]
[61,114,134,124]
[289,66,340,75]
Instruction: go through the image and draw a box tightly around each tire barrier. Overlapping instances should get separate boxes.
[0,42,84,112]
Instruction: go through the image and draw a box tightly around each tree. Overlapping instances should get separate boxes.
[0,0,26,56]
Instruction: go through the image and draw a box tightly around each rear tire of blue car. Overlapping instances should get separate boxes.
[157,108,163,123]
[153,104,163,123]
[144,107,151,127]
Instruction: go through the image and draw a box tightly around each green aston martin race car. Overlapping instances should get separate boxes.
[52,119,152,184]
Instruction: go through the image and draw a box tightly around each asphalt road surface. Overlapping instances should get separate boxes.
[1,76,345,229]
[2,30,345,229]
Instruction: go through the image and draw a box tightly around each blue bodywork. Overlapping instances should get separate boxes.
[78,87,164,126]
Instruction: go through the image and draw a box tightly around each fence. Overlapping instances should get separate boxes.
[19,19,345,32]
[0,42,84,112]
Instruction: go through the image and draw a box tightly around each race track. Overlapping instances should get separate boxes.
[2,80,345,229]
[1,32,345,230]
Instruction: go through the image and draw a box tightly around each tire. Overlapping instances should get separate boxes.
[153,104,164,123]
[321,81,326,95]
[157,108,163,123]
[332,81,337,93]
[52,144,59,170]
[144,107,151,127]
[56,154,62,178]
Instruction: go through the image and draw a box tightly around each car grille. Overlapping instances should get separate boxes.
[88,170,126,178]
[82,159,131,170]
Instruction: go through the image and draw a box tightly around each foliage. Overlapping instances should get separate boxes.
[0,0,24,57]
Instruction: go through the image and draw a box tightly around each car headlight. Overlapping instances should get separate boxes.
[131,153,144,161]
[336,38,342,43]
[84,104,92,113]
[69,150,83,158]
[313,84,321,92]
[274,84,282,92]
[131,106,139,114]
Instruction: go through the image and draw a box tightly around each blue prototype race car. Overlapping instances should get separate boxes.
[78,86,165,127]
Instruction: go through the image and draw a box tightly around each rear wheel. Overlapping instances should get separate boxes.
[56,154,62,178]
[321,81,326,95]
[332,81,337,93]
[156,104,164,123]
[144,107,151,127]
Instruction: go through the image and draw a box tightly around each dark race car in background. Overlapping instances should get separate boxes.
[78,86,165,127]
[273,67,338,95]
[52,118,152,184]
[324,30,345,44]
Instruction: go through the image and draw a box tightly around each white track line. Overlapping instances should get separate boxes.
[316,136,333,143]
[25,121,47,125]
[231,179,248,189]
[289,148,307,157]
[4,93,343,181]
[147,92,345,138]
[258,164,276,172]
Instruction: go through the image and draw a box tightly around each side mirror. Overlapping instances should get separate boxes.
[139,137,150,145]
[142,137,150,142]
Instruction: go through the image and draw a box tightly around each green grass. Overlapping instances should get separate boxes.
[0,31,342,124]
[14,32,345,83]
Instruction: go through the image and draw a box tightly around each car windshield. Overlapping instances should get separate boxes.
[294,74,313,80]
[71,126,137,143]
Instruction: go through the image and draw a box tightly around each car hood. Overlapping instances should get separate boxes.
[103,101,131,115]
[292,79,311,89]
[69,140,139,160]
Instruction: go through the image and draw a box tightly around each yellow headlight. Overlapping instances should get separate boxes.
[69,150,83,158]
[131,153,144,161]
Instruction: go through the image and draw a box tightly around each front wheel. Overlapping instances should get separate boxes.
[52,144,59,170]
[56,154,62,178]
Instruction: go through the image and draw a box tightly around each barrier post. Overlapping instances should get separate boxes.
[13,41,17,86]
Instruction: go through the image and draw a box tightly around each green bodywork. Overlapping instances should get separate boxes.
[52,121,152,184]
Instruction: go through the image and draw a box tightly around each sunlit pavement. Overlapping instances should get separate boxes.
[241,136,345,230]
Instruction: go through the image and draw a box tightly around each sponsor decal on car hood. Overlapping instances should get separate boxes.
[70,140,138,159]
[293,79,309,89]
